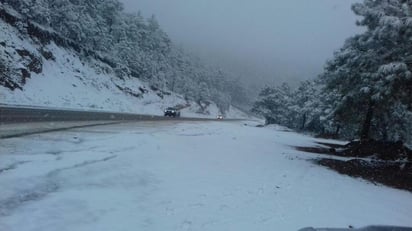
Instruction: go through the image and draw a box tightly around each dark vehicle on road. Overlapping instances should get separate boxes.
[164,107,181,117]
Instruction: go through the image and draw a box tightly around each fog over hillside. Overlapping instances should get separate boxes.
[120,0,364,90]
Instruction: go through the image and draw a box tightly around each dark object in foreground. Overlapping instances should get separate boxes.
[299,226,412,231]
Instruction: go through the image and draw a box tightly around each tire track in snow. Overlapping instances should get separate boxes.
[0,161,30,175]
[0,155,117,216]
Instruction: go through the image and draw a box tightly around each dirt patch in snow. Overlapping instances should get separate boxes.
[297,140,412,161]
[296,141,412,192]
[316,158,412,192]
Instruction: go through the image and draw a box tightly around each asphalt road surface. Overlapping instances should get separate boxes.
[0,106,217,124]
[0,106,233,139]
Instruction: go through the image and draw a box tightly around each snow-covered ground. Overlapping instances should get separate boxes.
[0,121,411,231]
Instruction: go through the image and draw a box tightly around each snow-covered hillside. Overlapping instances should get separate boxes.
[0,121,411,231]
[0,2,247,118]
[0,17,247,118]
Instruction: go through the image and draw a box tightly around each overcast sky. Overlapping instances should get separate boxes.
[120,0,363,88]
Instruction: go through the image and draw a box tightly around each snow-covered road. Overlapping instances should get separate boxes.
[0,121,411,231]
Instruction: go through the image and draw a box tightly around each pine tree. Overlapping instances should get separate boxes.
[321,0,412,142]
[252,83,293,125]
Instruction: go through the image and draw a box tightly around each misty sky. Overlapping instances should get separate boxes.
[120,0,363,88]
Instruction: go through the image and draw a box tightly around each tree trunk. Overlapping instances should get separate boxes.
[379,113,388,141]
[360,100,375,142]
[301,113,307,130]
[334,124,341,136]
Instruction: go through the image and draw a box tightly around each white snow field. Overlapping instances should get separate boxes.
[0,121,411,231]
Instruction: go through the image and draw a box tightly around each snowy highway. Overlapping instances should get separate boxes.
[0,106,221,124]
[0,121,411,231]
[0,106,231,139]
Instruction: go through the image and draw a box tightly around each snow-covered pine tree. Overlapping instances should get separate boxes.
[321,0,412,142]
[252,83,293,125]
